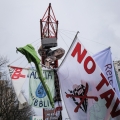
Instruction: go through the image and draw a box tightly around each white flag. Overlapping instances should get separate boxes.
[93,47,120,98]
[57,37,120,120]
[9,66,28,108]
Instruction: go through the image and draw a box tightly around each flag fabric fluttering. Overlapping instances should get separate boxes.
[92,47,120,120]
[57,36,120,120]
[8,66,28,109]
[16,44,54,108]
[29,68,55,108]
[93,47,120,98]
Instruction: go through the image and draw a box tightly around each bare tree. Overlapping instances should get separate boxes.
[0,55,8,80]
[0,55,35,120]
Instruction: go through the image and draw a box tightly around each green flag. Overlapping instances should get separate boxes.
[17,44,54,107]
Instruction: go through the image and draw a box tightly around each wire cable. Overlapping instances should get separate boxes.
[17,57,27,66]
[59,29,76,33]
[59,30,74,40]
[33,41,41,48]
[78,36,108,47]
[30,38,40,45]
[58,32,69,48]
[8,55,23,66]
[59,30,94,54]
[59,29,76,35]
[59,29,109,48]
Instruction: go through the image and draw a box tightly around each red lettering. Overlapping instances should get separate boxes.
[84,56,96,74]
[100,89,114,108]
[96,73,109,91]
[111,98,120,118]
[12,68,25,79]
[71,42,87,63]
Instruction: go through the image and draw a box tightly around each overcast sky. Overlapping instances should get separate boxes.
[1,0,120,119]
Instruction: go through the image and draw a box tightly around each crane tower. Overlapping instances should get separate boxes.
[38,3,64,120]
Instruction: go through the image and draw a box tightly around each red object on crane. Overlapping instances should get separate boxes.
[40,3,58,39]
[39,3,58,68]
[40,3,58,46]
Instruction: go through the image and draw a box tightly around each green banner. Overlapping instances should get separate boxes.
[29,69,55,108]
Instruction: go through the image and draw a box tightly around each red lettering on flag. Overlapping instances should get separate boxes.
[84,56,96,74]
[71,42,87,64]
[12,68,25,80]
[100,89,114,108]
[96,73,109,91]
[111,98,120,118]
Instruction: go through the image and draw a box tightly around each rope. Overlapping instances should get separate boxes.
[8,62,54,70]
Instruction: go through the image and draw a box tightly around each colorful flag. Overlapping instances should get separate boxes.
[57,37,120,120]
[8,66,28,109]
[29,68,55,108]
[93,47,120,98]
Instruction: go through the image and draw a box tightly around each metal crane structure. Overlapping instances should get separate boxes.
[40,3,58,47]
[38,3,65,68]
[38,3,64,120]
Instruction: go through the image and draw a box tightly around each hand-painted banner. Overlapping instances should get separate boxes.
[8,66,28,109]
[29,68,55,108]
[57,37,120,120]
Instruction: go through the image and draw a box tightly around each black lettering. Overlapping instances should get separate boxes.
[47,100,49,106]
[48,71,52,79]
[35,71,39,79]
[108,76,112,81]
[34,99,38,106]
[39,101,43,107]
[105,64,112,71]
[44,100,47,107]
[30,71,35,78]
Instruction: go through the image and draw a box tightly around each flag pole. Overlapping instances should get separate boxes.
[57,31,79,120]
[58,31,79,69]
